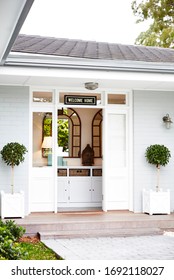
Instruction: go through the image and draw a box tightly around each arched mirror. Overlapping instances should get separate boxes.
[92,109,102,158]
[58,108,81,158]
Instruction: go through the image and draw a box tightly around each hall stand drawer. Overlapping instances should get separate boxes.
[69,169,90,176]
[92,169,102,176]
[57,169,67,176]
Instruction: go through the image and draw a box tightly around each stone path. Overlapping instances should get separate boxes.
[42,233,174,260]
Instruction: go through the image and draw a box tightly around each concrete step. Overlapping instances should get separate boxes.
[39,228,163,240]
[16,212,174,238]
[22,219,174,236]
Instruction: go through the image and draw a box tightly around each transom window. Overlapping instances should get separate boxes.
[33,91,53,103]
[108,93,126,105]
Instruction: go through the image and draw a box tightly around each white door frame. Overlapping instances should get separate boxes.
[29,88,133,213]
[102,93,133,212]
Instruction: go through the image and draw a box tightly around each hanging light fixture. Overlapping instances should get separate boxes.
[162,114,173,129]
[84,82,98,90]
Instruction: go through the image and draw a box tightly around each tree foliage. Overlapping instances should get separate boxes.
[0,142,28,167]
[132,0,174,47]
[43,116,69,152]
[43,118,52,136]
[58,119,69,152]
[145,144,171,168]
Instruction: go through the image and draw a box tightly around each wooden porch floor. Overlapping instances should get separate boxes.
[11,210,174,238]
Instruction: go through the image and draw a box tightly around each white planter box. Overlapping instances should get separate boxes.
[0,191,24,218]
[143,189,170,215]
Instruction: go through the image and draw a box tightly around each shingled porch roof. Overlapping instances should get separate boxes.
[11,34,174,64]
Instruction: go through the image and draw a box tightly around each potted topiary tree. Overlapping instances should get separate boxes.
[143,144,171,215]
[145,144,171,192]
[0,142,28,218]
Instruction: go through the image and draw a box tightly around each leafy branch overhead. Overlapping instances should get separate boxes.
[132,0,174,48]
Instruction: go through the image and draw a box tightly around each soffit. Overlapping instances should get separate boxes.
[0,0,34,65]
[1,66,174,91]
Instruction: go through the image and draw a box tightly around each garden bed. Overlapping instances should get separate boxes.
[18,236,61,260]
[0,220,62,260]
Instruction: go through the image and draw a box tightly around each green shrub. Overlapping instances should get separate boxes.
[4,220,25,240]
[0,224,14,241]
[0,219,26,260]
[0,238,24,260]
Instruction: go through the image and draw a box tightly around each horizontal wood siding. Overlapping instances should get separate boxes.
[0,85,29,215]
[133,90,174,212]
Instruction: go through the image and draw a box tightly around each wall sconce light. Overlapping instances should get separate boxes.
[162,114,173,129]
[84,82,98,90]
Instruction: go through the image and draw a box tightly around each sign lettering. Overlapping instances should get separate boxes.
[64,95,97,105]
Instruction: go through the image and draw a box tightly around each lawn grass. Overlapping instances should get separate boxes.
[19,241,61,260]
[17,237,63,260]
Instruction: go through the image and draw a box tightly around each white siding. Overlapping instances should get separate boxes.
[0,85,29,214]
[133,90,174,212]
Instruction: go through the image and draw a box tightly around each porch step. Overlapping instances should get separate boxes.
[39,228,163,240]
[15,212,174,238]
[21,219,174,236]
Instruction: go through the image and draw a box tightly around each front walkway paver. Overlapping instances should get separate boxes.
[42,233,174,260]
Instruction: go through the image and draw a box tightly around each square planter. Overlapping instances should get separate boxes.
[143,189,170,215]
[0,190,24,218]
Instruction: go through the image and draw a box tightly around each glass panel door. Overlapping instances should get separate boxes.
[31,111,54,212]
[104,109,129,210]
[33,112,52,167]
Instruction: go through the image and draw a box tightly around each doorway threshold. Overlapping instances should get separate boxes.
[57,207,102,213]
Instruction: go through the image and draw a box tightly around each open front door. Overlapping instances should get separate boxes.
[103,108,130,210]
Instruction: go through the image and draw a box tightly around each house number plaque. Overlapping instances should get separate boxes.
[64,95,97,105]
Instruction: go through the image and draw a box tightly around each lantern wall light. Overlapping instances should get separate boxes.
[162,114,173,129]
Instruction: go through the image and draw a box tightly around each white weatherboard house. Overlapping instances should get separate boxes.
[1,0,174,217]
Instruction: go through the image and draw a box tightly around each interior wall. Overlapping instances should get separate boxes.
[67,108,102,166]
[133,90,174,212]
[33,107,102,167]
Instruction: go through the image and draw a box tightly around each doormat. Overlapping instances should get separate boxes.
[59,210,103,215]
[61,211,103,215]
[58,207,103,214]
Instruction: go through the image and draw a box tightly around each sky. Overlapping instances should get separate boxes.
[20,0,149,45]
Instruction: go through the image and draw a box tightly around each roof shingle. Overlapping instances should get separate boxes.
[11,34,174,63]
